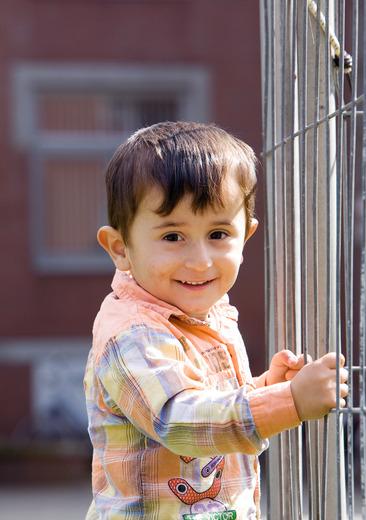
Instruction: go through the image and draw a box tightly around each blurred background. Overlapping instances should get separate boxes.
[0,0,264,517]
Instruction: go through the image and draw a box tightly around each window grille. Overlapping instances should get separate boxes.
[13,65,209,273]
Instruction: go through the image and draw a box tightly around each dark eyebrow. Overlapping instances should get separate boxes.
[152,219,233,230]
[152,221,185,230]
[211,220,233,226]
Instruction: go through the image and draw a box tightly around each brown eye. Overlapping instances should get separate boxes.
[163,233,181,242]
[209,231,228,240]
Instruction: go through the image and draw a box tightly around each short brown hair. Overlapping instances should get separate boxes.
[105,121,257,243]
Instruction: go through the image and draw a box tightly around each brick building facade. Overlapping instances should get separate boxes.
[0,0,264,475]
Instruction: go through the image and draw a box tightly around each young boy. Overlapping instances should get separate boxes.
[84,121,348,519]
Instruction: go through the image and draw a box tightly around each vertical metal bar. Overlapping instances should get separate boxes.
[360,1,366,515]
[311,3,322,515]
[280,3,295,517]
[260,3,272,517]
[288,0,296,357]
[261,0,283,516]
[262,0,283,515]
[342,118,354,519]
[279,5,286,517]
[290,0,300,366]
[321,1,331,517]
[289,1,303,516]
[321,417,329,520]
[270,0,277,393]
[280,0,287,350]
[300,0,308,368]
[274,0,286,514]
[344,1,359,517]
[299,3,313,518]
[335,1,345,518]
[312,0,321,371]
[261,0,270,392]
[261,0,270,380]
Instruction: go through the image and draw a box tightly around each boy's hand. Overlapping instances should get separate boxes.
[267,349,307,385]
[290,352,349,421]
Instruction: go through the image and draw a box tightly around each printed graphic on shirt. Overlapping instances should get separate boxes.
[183,512,237,520]
[201,456,224,477]
[168,456,237,519]
[180,456,195,464]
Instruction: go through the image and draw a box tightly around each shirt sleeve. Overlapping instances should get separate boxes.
[96,325,300,458]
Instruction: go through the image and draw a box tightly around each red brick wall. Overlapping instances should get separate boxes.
[0,0,265,372]
[0,363,31,437]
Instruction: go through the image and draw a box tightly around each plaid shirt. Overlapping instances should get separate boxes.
[84,270,300,519]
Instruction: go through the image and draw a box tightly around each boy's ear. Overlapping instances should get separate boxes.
[240,219,258,264]
[97,226,131,271]
[245,218,258,242]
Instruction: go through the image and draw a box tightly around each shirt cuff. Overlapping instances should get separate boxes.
[248,381,301,439]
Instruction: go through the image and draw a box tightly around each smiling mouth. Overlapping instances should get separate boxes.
[178,280,213,286]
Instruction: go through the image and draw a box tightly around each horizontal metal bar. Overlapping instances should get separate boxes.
[263,94,364,156]
[330,408,366,415]
[343,111,364,116]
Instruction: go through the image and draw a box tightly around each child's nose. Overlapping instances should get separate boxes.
[184,242,213,271]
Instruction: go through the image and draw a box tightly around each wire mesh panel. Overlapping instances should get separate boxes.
[260,1,366,518]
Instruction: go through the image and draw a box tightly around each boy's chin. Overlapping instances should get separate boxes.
[182,308,210,321]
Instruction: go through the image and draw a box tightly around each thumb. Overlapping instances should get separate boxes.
[283,350,301,367]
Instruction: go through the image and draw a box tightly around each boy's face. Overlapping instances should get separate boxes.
[100,175,257,321]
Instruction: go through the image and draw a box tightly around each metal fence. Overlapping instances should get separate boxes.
[260,0,366,518]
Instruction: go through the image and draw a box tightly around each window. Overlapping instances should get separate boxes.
[13,64,210,273]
